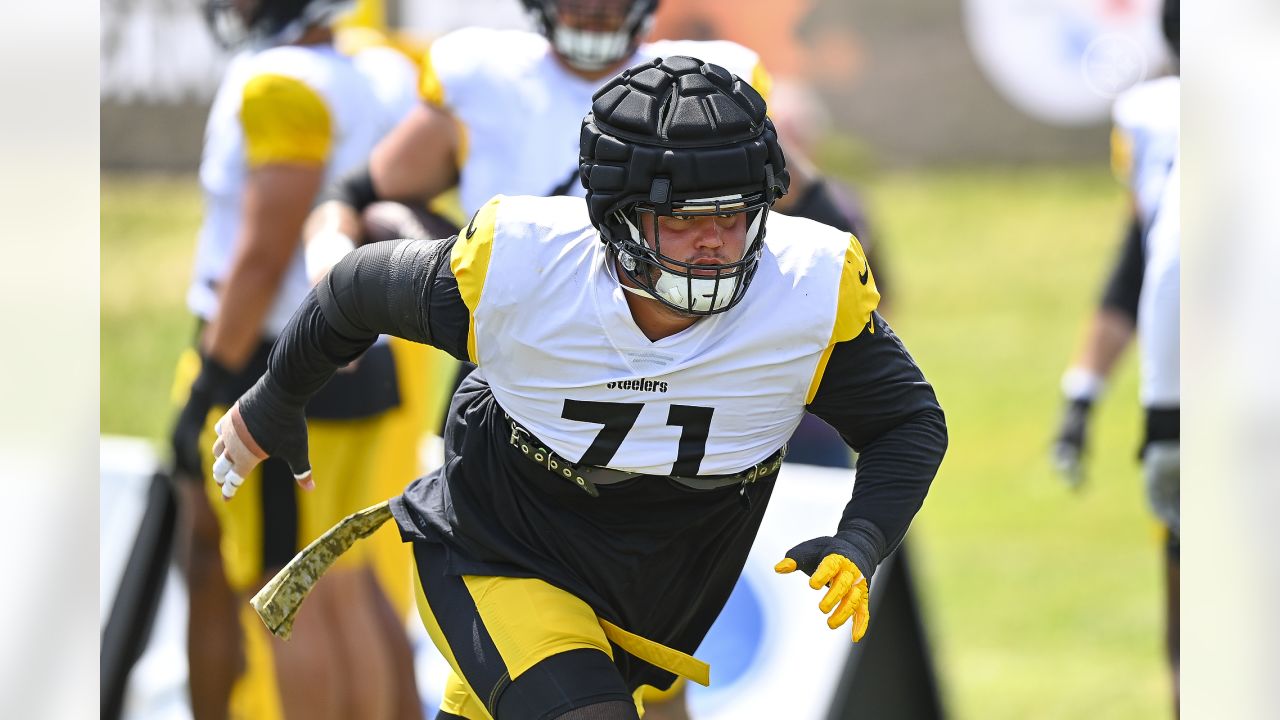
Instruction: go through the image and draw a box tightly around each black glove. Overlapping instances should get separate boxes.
[210,373,313,502]
[240,373,312,477]
[170,355,233,481]
[1051,399,1092,488]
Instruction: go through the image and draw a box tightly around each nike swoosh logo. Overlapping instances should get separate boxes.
[464,207,482,239]
[858,260,869,285]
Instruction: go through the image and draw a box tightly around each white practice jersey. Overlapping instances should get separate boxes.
[1112,75,1180,229]
[350,44,422,131]
[189,45,385,336]
[451,195,879,476]
[1138,150,1179,408]
[420,28,770,216]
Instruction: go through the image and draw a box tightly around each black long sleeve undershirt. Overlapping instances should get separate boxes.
[805,313,948,578]
[246,237,467,438]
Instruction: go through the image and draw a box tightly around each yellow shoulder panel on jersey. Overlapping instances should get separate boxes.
[419,43,446,107]
[240,73,332,168]
[1110,126,1133,185]
[450,195,501,363]
[750,60,773,104]
[806,234,881,403]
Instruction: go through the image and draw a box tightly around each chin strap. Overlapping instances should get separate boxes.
[618,281,656,301]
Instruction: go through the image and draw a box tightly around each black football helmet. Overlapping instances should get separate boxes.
[203,0,353,48]
[580,56,789,316]
[521,0,658,71]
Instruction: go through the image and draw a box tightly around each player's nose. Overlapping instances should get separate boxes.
[692,217,725,249]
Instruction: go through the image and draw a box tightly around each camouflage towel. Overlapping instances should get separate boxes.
[250,500,394,639]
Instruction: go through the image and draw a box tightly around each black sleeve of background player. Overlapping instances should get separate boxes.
[314,164,381,212]
[263,236,470,402]
[787,179,861,237]
[805,313,948,563]
[1098,214,1145,322]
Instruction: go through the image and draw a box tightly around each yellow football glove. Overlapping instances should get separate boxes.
[775,537,871,642]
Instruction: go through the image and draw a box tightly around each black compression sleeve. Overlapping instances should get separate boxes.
[315,164,381,213]
[237,237,465,456]
[260,237,468,407]
[1099,214,1145,322]
[316,237,470,360]
[806,313,948,568]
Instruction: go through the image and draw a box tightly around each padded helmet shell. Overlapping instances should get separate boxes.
[579,56,789,315]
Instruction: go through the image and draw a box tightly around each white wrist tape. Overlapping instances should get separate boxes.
[1061,367,1105,401]
[304,230,356,285]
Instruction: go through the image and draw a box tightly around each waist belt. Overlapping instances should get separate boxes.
[505,413,785,498]
[252,501,393,640]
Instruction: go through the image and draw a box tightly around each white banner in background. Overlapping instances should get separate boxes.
[964,0,1172,125]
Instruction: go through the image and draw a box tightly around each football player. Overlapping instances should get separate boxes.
[211,57,948,720]
[303,10,863,710]
[1050,0,1179,711]
[168,1,424,717]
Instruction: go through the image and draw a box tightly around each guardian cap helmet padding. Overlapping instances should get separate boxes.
[580,56,789,315]
[522,0,659,72]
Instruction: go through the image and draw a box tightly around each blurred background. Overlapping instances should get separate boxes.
[96,1,1188,718]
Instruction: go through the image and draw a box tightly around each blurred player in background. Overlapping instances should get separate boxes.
[210,56,948,720]
[168,1,424,717]
[1050,0,1179,712]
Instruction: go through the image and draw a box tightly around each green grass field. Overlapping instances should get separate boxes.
[101,168,1168,719]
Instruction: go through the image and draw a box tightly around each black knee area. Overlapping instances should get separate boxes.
[495,648,633,720]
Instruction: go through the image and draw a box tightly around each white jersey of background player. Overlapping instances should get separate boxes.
[422,25,769,215]
[1111,74,1180,232]
[1112,72,1180,411]
[189,42,385,334]
[1138,150,1179,412]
